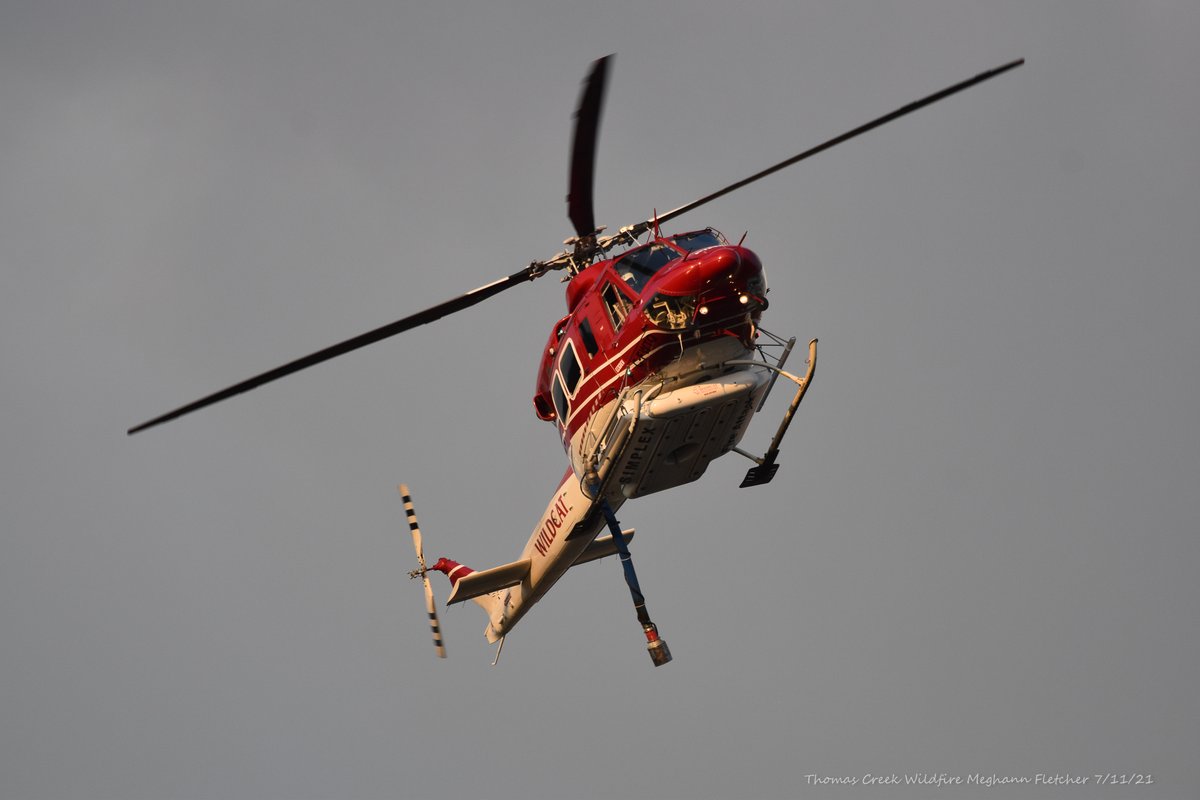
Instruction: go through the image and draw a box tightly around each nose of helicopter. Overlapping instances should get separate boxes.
[657,245,765,298]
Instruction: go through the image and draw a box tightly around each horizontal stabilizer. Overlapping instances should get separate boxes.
[572,529,636,567]
[447,558,531,605]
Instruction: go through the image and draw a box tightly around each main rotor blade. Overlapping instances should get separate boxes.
[128,265,542,434]
[654,58,1024,229]
[567,55,611,237]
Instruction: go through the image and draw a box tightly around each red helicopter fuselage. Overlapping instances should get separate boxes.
[533,228,770,492]
[431,227,793,648]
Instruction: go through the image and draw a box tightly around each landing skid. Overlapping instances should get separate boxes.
[740,461,780,488]
[730,337,818,487]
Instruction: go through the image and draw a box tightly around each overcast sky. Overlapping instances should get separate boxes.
[3,2,1198,799]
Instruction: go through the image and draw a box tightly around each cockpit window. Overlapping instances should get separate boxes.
[671,229,726,252]
[614,243,682,292]
[647,294,696,330]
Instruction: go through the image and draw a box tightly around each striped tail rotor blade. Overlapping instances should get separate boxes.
[400,484,427,568]
[423,574,447,659]
[399,484,446,658]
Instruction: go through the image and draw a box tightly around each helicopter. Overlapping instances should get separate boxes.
[130,55,1023,666]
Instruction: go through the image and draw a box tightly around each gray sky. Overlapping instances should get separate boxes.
[3,2,1198,799]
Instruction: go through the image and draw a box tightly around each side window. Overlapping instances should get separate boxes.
[551,374,568,423]
[603,282,632,329]
[559,340,582,395]
[579,318,599,357]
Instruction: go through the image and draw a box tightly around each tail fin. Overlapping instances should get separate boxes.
[428,558,511,643]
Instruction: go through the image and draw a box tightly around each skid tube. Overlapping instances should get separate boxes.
[727,338,818,487]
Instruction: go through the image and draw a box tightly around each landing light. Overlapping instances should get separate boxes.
[698,305,709,316]
[739,294,749,305]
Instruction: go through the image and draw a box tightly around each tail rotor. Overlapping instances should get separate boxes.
[400,484,446,659]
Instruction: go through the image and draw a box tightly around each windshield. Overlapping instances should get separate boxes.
[614,243,682,292]
[670,229,726,252]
